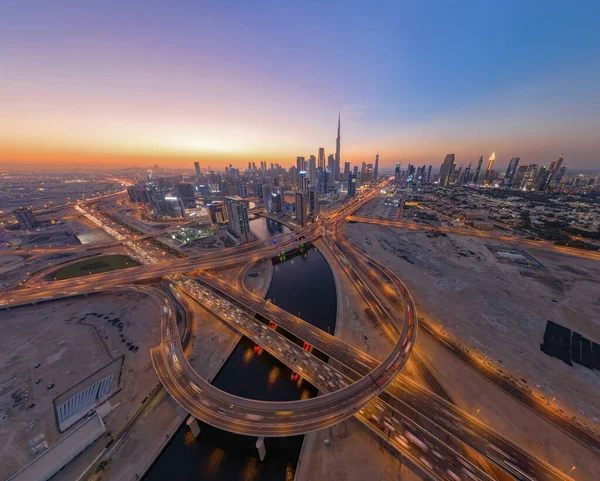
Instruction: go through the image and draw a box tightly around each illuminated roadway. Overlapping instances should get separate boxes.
[0,181,582,481]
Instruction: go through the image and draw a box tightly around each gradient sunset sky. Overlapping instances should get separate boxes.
[1,1,599,171]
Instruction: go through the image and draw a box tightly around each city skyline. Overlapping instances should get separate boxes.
[2,2,600,170]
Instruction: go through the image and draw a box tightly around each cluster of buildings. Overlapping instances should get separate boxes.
[436,153,568,191]
[126,114,385,242]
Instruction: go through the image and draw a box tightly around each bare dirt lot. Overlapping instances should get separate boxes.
[344,217,600,480]
[0,291,161,480]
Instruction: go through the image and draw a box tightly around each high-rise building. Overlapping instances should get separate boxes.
[426,165,432,184]
[176,183,196,207]
[327,154,335,178]
[334,112,341,181]
[295,191,308,227]
[194,161,201,177]
[343,161,351,181]
[270,190,283,213]
[522,164,539,190]
[483,152,496,184]
[308,155,317,184]
[207,201,227,224]
[317,167,329,194]
[14,207,38,230]
[503,157,520,186]
[298,171,309,193]
[512,165,528,189]
[262,184,273,211]
[472,156,484,184]
[545,154,566,189]
[318,148,326,170]
[394,163,401,186]
[373,153,379,181]
[150,191,186,218]
[296,156,306,188]
[225,196,251,243]
[353,165,358,177]
[308,186,320,219]
[347,174,357,198]
[439,154,455,187]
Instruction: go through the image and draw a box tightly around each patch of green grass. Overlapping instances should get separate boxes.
[52,255,140,280]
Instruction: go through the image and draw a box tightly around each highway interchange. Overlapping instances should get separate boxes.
[1,180,593,481]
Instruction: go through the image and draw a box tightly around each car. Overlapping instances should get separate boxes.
[34,363,41,368]
[35,379,41,384]
[47,383,55,390]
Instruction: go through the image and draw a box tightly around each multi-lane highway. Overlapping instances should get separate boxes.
[1,180,585,481]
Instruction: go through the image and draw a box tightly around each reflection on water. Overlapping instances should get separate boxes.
[144,244,337,481]
[249,217,291,240]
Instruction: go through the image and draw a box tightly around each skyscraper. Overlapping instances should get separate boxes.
[295,191,308,227]
[394,163,401,186]
[373,153,379,181]
[504,157,520,186]
[194,161,201,177]
[334,112,341,181]
[225,196,251,243]
[296,156,305,188]
[308,155,317,184]
[483,152,496,184]
[439,154,455,187]
[318,147,326,170]
[262,184,273,211]
[327,154,335,178]
[343,161,351,181]
[545,154,566,189]
[347,174,357,198]
[473,156,484,184]
[308,186,320,219]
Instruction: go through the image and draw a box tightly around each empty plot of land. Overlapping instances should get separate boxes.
[344,221,600,427]
[0,291,161,480]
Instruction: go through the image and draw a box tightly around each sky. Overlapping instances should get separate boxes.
[1,1,600,172]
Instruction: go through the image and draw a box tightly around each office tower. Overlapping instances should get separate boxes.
[296,157,306,188]
[554,165,567,186]
[150,191,186,218]
[503,157,520,186]
[225,196,251,243]
[374,153,379,181]
[394,163,401,186]
[298,171,309,193]
[207,201,227,224]
[426,165,432,184]
[176,183,196,207]
[317,167,329,194]
[295,191,308,227]
[438,154,455,187]
[262,184,273,211]
[318,147,326,170]
[472,156,484,184]
[522,164,539,190]
[462,163,471,184]
[347,174,357,198]
[238,184,248,198]
[14,207,38,230]
[535,165,550,190]
[334,112,341,181]
[483,152,496,184]
[308,155,317,183]
[248,161,252,171]
[343,161,351,181]
[194,161,201,177]
[361,162,366,178]
[545,154,566,189]
[270,189,283,213]
[362,164,374,183]
[327,154,335,177]
[308,186,320,219]
[512,165,528,189]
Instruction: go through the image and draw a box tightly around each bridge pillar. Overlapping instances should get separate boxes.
[186,416,201,438]
[256,436,266,462]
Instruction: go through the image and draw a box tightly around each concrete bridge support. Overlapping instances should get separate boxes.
[256,436,266,462]
[186,416,201,438]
